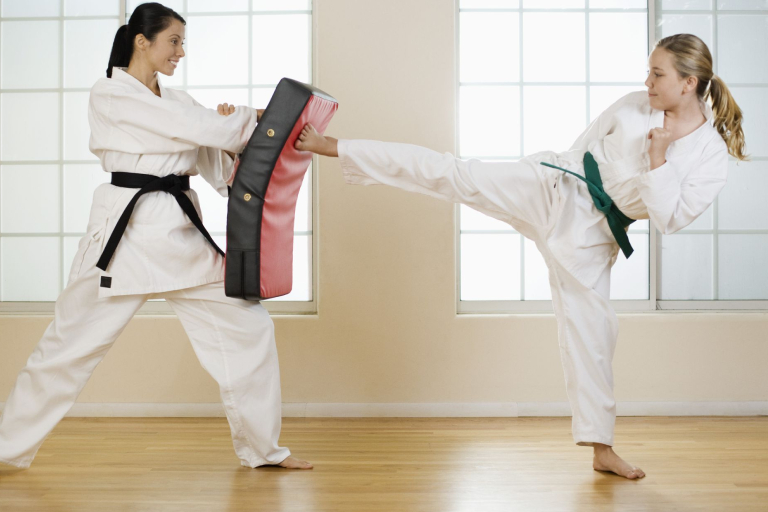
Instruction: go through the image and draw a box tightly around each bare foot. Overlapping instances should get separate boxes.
[277,455,313,470]
[592,444,645,480]
[294,123,338,157]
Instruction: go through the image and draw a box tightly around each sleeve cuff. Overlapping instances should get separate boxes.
[338,139,381,186]
[223,152,237,186]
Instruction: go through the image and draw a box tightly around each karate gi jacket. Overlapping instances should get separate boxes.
[75,67,258,297]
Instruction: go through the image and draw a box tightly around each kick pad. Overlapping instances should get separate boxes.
[225,78,338,300]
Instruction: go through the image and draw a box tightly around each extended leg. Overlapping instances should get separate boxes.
[161,282,309,469]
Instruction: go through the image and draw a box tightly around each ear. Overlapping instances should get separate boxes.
[134,33,147,51]
[684,75,699,94]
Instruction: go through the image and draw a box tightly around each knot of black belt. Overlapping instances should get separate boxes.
[96,172,225,272]
[541,152,636,259]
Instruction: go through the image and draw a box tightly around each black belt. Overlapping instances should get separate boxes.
[96,172,225,271]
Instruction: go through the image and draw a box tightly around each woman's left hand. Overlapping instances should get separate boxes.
[217,103,236,116]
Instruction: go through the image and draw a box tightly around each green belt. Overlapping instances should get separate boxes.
[541,152,635,258]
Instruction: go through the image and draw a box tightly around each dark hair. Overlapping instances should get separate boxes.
[106,2,186,78]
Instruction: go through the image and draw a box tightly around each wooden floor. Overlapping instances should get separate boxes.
[0,417,766,511]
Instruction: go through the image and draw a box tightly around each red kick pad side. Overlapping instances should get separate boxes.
[258,96,337,298]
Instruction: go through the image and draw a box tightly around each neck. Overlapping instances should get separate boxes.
[125,60,159,95]
[664,94,703,122]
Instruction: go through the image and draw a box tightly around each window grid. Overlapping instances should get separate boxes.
[457,0,650,312]
[0,0,316,313]
[656,0,768,305]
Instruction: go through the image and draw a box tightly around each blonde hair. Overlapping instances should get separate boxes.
[655,34,748,161]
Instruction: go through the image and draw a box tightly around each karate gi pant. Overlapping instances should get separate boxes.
[0,255,290,469]
[339,140,620,447]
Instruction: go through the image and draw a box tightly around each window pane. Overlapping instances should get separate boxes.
[1,165,60,233]
[461,233,520,300]
[252,87,277,108]
[524,239,551,300]
[719,160,768,230]
[460,86,520,157]
[590,86,643,122]
[294,165,311,232]
[523,0,584,7]
[523,86,586,154]
[717,0,768,10]
[590,13,648,83]
[719,235,768,299]
[63,92,93,161]
[64,19,120,88]
[591,0,646,7]
[187,16,249,86]
[717,15,768,84]
[253,0,311,10]
[659,234,713,300]
[460,12,519,83]
[610,233,649,300]
[190,175,228,233]
[460,0,519,8]
[659,14,714,53]
[1,237,60,301]
[270,234,311,301]
[127,0,183,14]
[662,0,712,8]
[1,93,60,161]
[522,13,585,83]
[185,89,249,109]
[460,204,513,231]
[65,0,120,16]
[252,14,310,84]
[1,0,60,17]
[63,165,109,233]
[188,0,249,12]
[729,87,768,157]
[1,21,60,90]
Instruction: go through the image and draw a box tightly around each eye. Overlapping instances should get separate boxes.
[655,73,662,77]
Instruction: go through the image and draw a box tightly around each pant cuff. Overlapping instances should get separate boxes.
[239,448,291,468]
[574,434,614,447]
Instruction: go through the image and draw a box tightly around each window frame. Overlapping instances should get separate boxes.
[454,0,768,314]
[0,0,318,316]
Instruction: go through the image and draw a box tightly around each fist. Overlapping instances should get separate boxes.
[647,127,672,156]
[217,103,235,116]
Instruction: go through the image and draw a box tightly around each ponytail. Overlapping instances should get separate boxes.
[655,33,748,161]
[106,24,132,78]
[707,74,748,161]
[105,3,186,79]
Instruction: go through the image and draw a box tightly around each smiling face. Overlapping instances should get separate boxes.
[134,18,186,76]
[645,47,698,111]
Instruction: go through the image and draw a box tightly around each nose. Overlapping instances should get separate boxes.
[644,75,652,89]
[178,47,185,58]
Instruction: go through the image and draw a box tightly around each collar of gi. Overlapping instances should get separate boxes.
[111,66,167,99]
[648,96,715,151]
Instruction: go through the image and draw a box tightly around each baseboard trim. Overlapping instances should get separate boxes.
[1,401,766,418]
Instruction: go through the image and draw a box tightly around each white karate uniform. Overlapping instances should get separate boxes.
[0,67,290,468]
[338,91,728,446]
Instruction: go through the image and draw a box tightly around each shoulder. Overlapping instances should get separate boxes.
[613,91,651,114]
